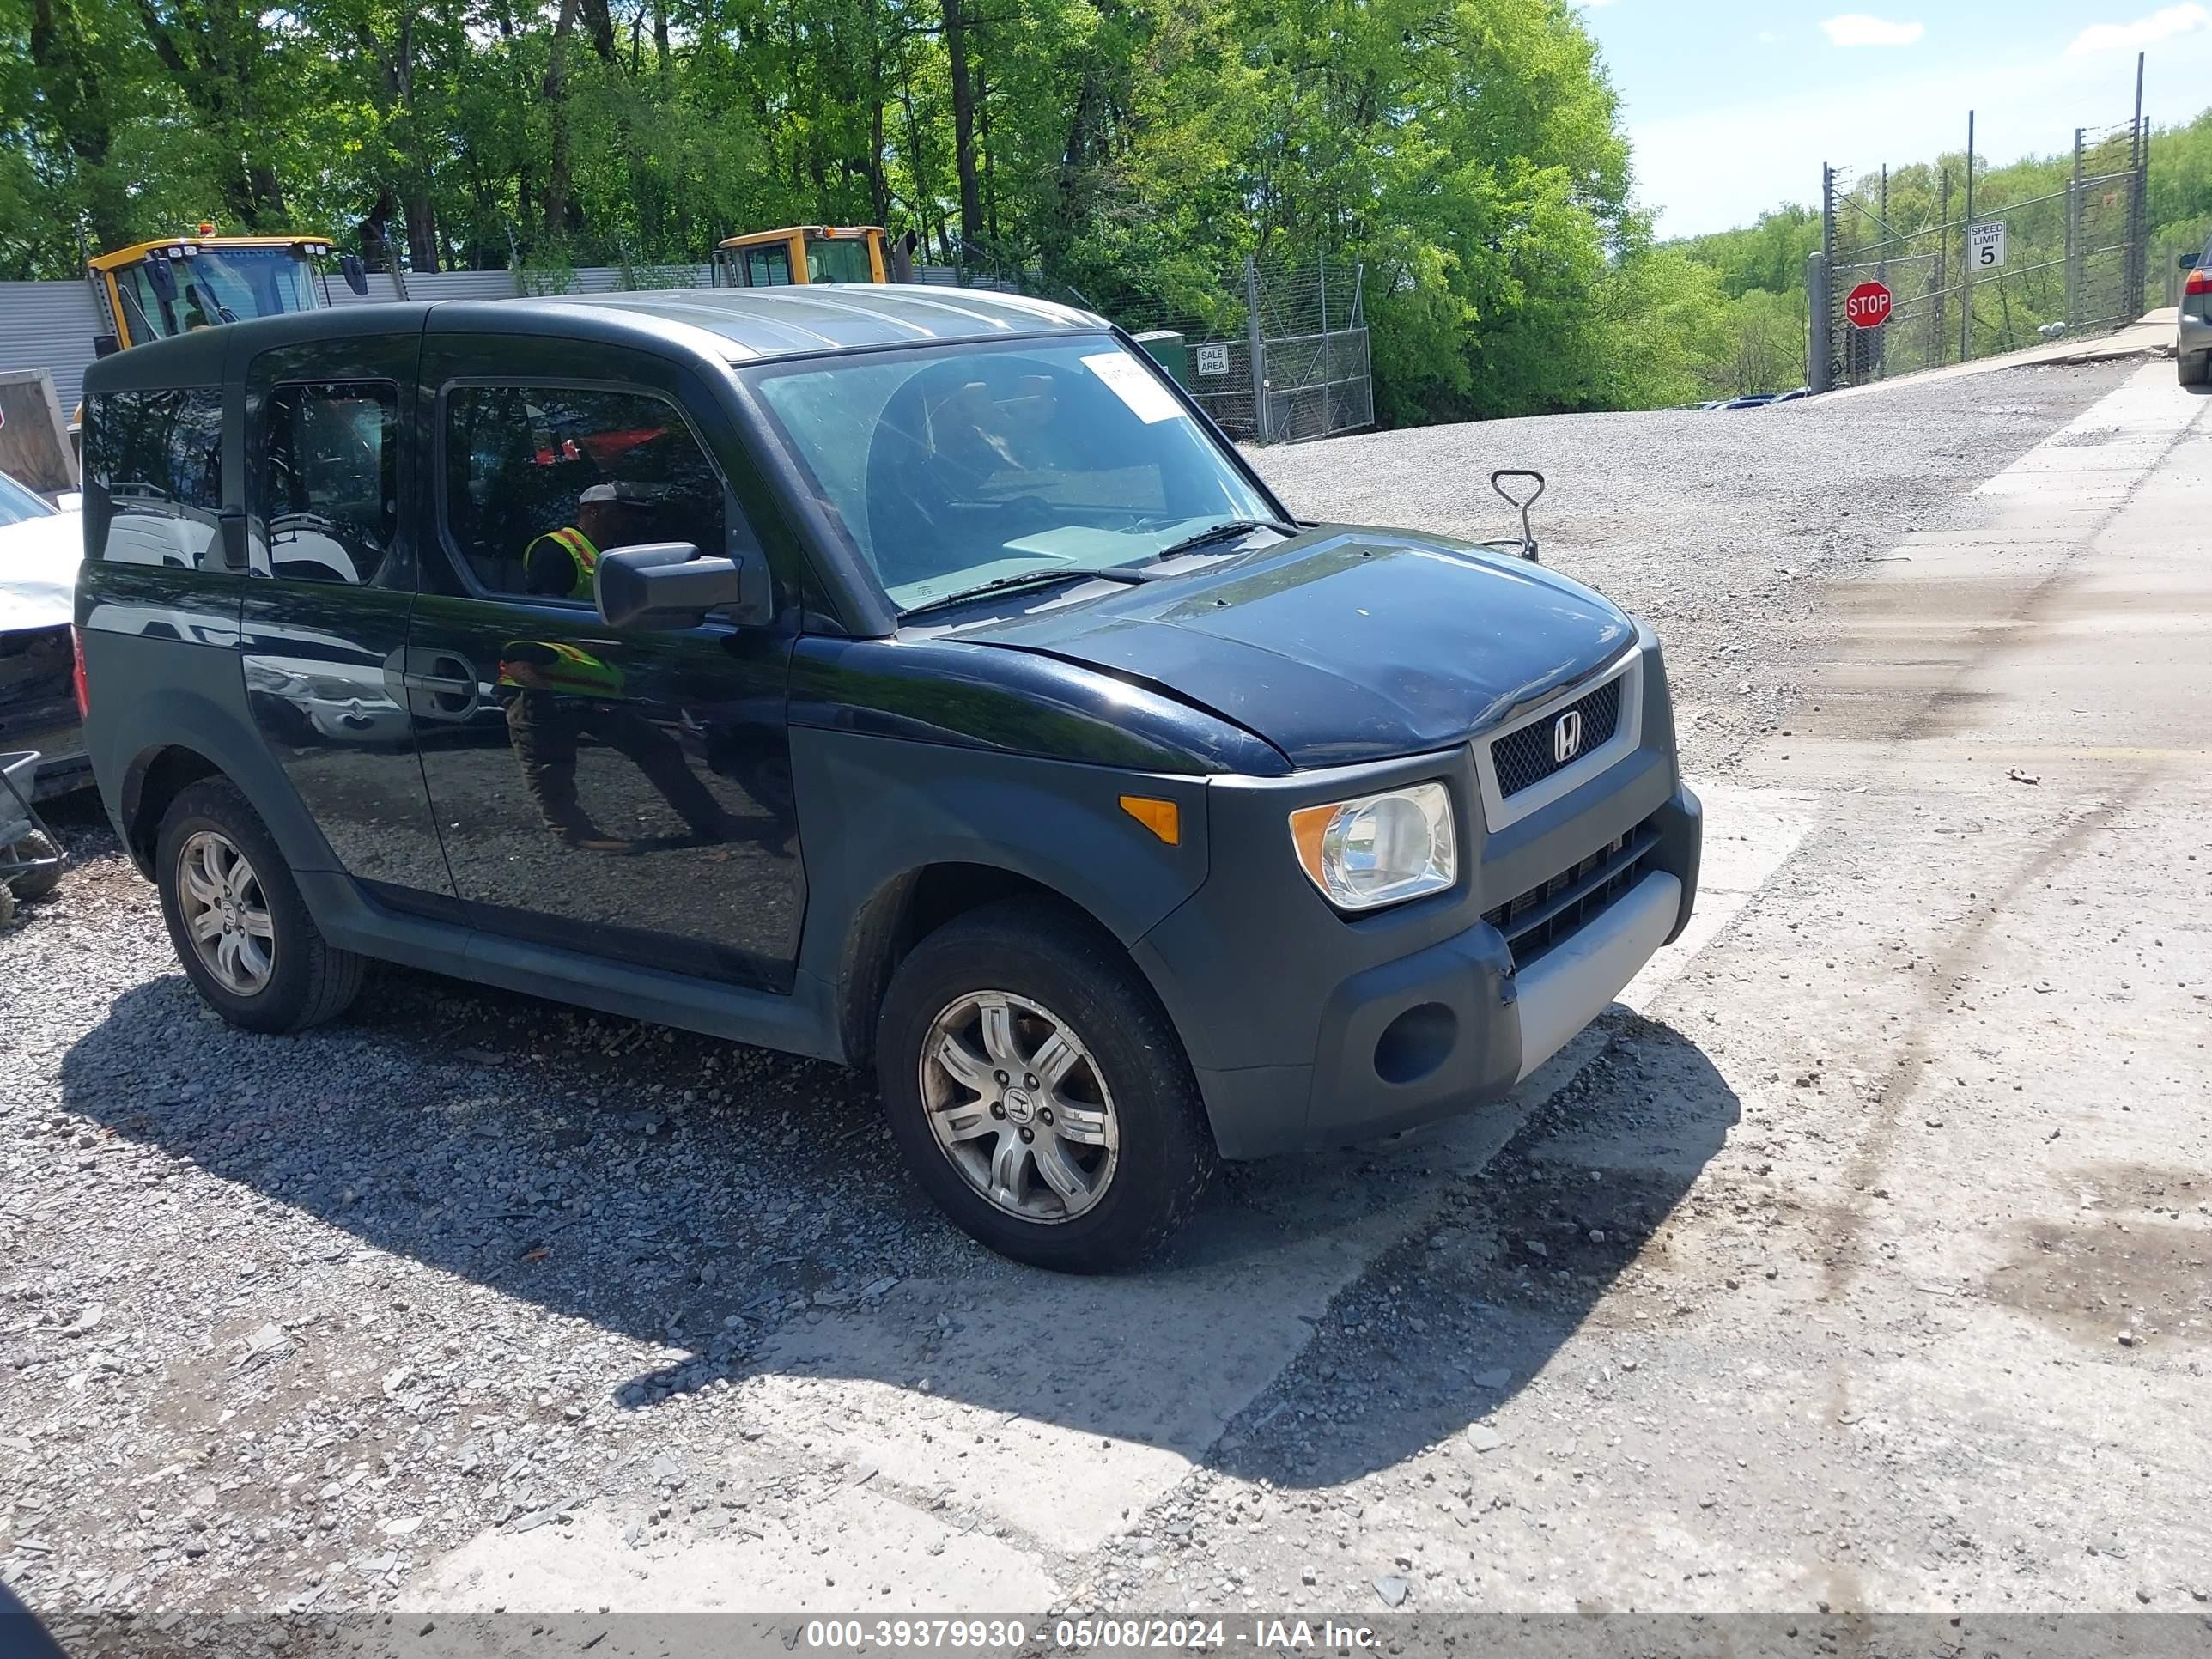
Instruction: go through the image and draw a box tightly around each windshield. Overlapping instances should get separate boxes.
[750,337,1279,611]
[0,470,57,528]
[805,234,874,284]
[114,247,322,342]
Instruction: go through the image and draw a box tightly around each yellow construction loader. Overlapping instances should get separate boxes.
[86,228,369,356]
[708,226,890,288]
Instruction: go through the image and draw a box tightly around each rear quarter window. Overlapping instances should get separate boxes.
[82,388,225,568]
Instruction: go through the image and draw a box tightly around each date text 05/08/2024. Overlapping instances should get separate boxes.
[799,1620,1382,1652]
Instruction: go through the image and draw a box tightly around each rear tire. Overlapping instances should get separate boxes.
[155,777,365,1034]
[3,830,63,902]
[2179,349,2209,387]
[875,898,1216,1272]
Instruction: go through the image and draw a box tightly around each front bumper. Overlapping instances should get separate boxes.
[1133,630,1701,1160]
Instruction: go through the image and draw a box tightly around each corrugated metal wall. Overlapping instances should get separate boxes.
[411,270,528,300]
[326,272,409,307]
[0,280,109,415]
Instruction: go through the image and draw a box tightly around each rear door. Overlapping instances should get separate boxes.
[406,334,805,991]
[238,332,455,909]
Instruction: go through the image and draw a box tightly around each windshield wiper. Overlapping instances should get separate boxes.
[1148,518,1298,562]
[901,564,1153,618]
[901,520,1299,619]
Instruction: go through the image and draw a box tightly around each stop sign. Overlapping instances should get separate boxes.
[1845,280,1893,330]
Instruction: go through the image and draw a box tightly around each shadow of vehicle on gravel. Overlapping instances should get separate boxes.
[59,968,1732,1492]
[0,1577,66,1659]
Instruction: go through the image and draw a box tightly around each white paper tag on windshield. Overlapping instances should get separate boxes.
[1083,351,1188,424]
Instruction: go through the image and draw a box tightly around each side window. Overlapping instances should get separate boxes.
[82,388,224,568]
[443,386,728,602]
[254,380,400,585]
[744,245,793,287]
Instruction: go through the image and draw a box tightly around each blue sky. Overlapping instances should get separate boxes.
[1581,2,2212,236]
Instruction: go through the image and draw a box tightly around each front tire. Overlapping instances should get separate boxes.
[155,777,365,1034]
[876,899,1216,1272]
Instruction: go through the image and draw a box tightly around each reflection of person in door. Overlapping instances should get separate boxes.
[498,637,733,854]
[522,480,671,601]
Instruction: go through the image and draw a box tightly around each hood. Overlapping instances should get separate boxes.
[945,526,1638,768]
[0,511,84,634]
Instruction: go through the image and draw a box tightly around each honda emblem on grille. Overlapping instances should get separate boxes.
[1553,708,1584,764]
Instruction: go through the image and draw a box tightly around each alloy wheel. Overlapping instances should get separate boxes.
[177,830,276,996]
[917,990,1121,1223]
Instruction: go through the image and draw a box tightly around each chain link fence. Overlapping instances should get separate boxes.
[2069,120,2149,335]
[1814,103,2149,391]
[1239,253,1373,444]
[936,249,1373,446]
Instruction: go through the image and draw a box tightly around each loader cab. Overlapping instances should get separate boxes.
[709,226,888,289]
[88,234,371,357]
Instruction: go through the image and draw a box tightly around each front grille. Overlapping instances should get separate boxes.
[1484,813,1661,969]
[1489,674,1624,798]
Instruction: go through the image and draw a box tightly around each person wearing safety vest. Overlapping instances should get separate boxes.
[500,482,732,852]
[522,478,668,600]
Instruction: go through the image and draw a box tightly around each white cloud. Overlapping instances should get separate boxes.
[1820,13,1927,46]
[1758,28,1782,43]
[2068,3,2209,54]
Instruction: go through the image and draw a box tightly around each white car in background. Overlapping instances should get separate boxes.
[0,470,88,798]
[2180,239,2212,386]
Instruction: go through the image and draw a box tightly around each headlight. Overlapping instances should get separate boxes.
[1289,781,1457,911]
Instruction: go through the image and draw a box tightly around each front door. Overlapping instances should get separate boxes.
[239,333,456,908]
[405,347,805,991]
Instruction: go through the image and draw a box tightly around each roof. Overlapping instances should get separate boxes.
[441,285,1107,361]
[81,284,1112,398]
[716,226,883,249]
[88,236,338,271]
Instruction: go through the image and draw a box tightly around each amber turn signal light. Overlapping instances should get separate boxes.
[1120,795,1180,845]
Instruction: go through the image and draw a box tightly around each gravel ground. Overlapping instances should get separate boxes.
[0,354,2163,1633]
[1259,357,2142,775]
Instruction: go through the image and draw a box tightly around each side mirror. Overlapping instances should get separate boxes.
[144,257,179,305]
[597,542,772,630]
[2182,252,2203,270]
[92,332,120,358]
[339,252,370,296]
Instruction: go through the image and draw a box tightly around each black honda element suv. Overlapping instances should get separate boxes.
[75,288,1700,1272]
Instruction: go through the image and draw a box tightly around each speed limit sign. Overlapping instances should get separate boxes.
[1969,222,2008,269]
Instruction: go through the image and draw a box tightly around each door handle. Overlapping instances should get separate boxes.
[402,653,478,716]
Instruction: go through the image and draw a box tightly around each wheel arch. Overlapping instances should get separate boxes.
[834,860,1162,1073]
[119,744,223,876]
[791,728,1212,1070]
[114,708,341,885]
